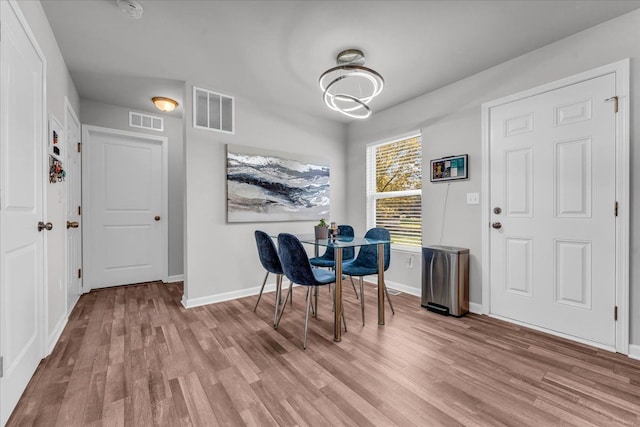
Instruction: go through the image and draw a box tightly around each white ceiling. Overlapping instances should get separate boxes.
[41,0,640,122]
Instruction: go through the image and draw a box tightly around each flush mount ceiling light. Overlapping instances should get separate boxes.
[117,0,143,19]
[152,97,178,112]
[319,49,384,119]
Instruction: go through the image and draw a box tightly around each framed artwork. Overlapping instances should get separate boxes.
[226,144,330,222]
[430,154,468,182]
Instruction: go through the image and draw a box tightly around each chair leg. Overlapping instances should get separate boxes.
[349,276,359,300]
[359,277,365,326]
[313,285,319,318]
[253,271,269,312]
[341,298,347,332]
[275,281,293,329]
[273,274,282,326]
[383,281,395,315]
[303,287,312,349]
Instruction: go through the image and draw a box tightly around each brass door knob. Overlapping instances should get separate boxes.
[491,222,502,229]
[154,216,161,221]
[38,221,53,232]
[66,221,79,229]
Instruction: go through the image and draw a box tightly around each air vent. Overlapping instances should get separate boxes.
[193,86,234,134]
[129,111,163,131]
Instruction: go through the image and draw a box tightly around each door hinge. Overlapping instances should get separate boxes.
[605,96,619,113]
[615,201,619,217]
[77,142,82,153]
[78,269,82,279]
[614,306,618,321]
[78,206,82,216]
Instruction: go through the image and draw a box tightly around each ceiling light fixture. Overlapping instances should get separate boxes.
[117,0,143,19]
[319,49,384,119]
[152,97,178,112]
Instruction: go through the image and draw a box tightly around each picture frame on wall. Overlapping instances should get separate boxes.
[430,154,468,182]
[226,144,330,222]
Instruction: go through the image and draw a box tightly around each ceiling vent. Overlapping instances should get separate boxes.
[117,0,143,19]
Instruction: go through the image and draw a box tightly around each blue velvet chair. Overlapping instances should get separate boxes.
[342,227,395,325]
[253,230,291,327]
[276,233,346,349]
[309,224,359,299]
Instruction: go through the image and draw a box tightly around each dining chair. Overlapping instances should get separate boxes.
[342,227,395,326]
[276,233,346,349]
[309,224,359,299]
[253,230,291,326]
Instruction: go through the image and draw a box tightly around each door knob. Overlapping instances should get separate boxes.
[66,221,79,229]
[154,216,161,221]
[491,222,502,229]
[37,221,53,232]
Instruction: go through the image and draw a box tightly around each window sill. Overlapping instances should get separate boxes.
[391,244,421,254]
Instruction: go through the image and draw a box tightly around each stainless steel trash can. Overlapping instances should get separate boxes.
[422,245,469,317]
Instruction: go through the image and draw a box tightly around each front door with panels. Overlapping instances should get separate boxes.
[489,73,617,348]
[0,1,46,424]
[65,99,82,312]
[82,125,167,289]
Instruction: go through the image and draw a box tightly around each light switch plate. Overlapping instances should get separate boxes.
[467,192,480,205]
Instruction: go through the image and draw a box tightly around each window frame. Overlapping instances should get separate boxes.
[366,131,423,252]
[192,86,235,134]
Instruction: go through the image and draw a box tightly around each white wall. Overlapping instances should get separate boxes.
[183,84,347,306]
[17,1,81,349]
[347,9,640,343]
[79,99,184,278]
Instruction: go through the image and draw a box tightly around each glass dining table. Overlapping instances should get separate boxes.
[293,233,391,342]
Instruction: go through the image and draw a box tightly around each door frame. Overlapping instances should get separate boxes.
[480,59,630,354]
[81,125,169,289]
[0,0,48,421]
[64,96,81,307]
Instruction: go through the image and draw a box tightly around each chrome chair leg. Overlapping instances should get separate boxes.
[314,285,319,317]
[253,271,269,312]
[349,275,359,300]
[273,274,282,326]
[303,287,312,349]
[383,281,395,315]
[359,277,365,326]
[275,281,294,329]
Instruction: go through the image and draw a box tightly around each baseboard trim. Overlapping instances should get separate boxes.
[383,279,420,297]
[181,282,280,309]
[629,344,640,361]
[166,274,184,283]
[47,315,68,356]
[469,302,483,314]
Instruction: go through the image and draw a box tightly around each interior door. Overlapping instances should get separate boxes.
[0,1,46,424]
[83,126,166,289]
[65,99,82,312]
[489,73,616,347]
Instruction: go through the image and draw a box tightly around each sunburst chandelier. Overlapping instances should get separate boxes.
[319,49,384,119]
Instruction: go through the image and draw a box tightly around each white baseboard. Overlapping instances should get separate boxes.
[181,282,280,309]
[383,279,420,297]
[469,302,483,314]
[629,344,640,361]
[166,274,184,283]
[46,315,68,356]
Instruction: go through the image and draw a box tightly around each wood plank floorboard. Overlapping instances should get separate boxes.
[7,280,640,426]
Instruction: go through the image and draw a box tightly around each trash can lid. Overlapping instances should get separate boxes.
[423,245,470,254]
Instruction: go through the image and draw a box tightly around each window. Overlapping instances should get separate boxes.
[367,133,422,248]
[193,86,234,134]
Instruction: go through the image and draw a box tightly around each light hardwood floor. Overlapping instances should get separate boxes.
[7,281,640,426]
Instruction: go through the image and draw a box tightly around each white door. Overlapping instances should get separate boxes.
[65,99,82,312]
[83,126,167,289]
[489,73,616,347]
[0,1,47,424]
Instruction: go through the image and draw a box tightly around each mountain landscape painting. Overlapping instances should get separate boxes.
[226,144,330,222]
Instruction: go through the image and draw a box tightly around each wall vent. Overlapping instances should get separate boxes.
[129,111,163,131]
[193,86,234,134]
